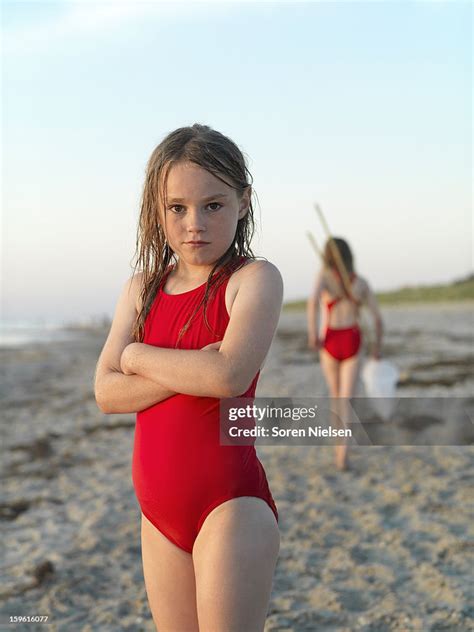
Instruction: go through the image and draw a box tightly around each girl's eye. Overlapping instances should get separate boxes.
[167,202,222,213]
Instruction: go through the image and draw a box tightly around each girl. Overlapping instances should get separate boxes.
[94,124,283,632]
[307,237,383,470]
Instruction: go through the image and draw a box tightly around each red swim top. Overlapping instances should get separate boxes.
[132,256,278,553]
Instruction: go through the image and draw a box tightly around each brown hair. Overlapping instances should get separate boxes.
[130,123,259,344]
[323,237,355,278]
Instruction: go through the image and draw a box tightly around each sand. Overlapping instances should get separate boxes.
[1,302,473,631]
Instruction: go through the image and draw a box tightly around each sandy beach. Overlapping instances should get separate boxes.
[1,302,473,631]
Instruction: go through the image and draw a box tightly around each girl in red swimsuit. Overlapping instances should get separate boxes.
[94,124,282,632]
[307,237,384,469]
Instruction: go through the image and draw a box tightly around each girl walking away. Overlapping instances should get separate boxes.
[307,237,383,470]
[94,124,283,632]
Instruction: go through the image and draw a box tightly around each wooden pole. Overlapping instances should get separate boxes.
[306,230,323,260]
[314,203,354,299]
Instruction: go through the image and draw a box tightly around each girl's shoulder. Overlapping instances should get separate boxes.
[229,257,281,287]
[321,268,367,300]
[353,273,369,295]
[226,258,282,314]
[127,271,145,314]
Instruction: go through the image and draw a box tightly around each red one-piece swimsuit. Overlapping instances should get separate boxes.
[132,257,279,553]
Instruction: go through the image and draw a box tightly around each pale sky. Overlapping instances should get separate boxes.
[2,0,472,325]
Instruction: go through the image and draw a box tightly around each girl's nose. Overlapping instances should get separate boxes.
[185,208,207,231]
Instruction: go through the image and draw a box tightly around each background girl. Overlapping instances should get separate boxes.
[307,237,383,469]
[94,124,283,632]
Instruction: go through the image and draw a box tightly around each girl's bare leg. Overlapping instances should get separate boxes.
[319,347,340,398]
[336,353,362,470]
[339,353,361,399]
[141,512,199,632]
[193,497,280,632]
[319,348,345,467]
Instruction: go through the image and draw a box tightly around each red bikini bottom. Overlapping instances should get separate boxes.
[323,325,362,361]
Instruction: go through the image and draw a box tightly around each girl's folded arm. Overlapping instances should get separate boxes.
[94,273,176,414]
[123,261,284,398]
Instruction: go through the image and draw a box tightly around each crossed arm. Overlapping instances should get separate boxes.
[94,262,283,413]
[94,273,176,414]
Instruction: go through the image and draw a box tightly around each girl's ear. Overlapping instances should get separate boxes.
[238,185,252,219]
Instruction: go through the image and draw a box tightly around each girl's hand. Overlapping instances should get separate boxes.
[200,340,222,352]
[308,334,323,351]
[120,343,138,375]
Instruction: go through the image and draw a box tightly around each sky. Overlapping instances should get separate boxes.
[2,0,472,325]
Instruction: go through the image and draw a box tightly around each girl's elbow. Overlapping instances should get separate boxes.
[216,356,255,398]
[222,370,254,398]
[96,397,124,414]
[94,382,116,414]
[217,379,242,399]
[95,397,108,414]
[94,382,105,411]
[95,390,112,414]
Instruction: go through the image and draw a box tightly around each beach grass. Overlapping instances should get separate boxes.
[284,274,474,311]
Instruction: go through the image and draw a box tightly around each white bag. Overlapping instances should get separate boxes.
[362,358,399,420]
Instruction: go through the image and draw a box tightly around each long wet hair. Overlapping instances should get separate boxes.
[323,237,354,276]
[322,237,357,301]
[130,124,258,344]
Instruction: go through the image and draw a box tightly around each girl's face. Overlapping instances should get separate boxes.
[160,161,250,270]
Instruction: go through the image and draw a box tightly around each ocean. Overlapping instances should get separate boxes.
[0,320,97,348]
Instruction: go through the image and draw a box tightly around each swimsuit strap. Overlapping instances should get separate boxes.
[159,255,247,293]
[326,270,360,311]
[326,297,340,311]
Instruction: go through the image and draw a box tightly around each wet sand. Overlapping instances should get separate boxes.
[1,302,473,631]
